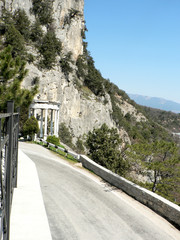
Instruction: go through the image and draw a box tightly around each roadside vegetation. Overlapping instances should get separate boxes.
[86,124,180,205]
[86,124,129,176]
[36,137,78,163]
[127,140,180,204]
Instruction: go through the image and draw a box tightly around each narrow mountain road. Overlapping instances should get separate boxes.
[19,142,180,240]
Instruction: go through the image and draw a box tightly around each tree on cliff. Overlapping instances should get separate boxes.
[86,124,129,176]
[128,140,180,203]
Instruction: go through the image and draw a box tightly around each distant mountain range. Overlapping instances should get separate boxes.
[128,94,180,113]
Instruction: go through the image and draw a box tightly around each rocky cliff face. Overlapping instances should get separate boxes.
[0,0,84,59]
[0,0,147,144]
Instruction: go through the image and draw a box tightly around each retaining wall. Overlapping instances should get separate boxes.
[80,155,180,229]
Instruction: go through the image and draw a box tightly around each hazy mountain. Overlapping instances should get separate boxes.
[128,94,180,113]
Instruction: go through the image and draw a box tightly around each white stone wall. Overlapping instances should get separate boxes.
[80,155,180,228]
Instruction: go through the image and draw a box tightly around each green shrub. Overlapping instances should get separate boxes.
[81,24,88,40]
[76,55,87,78]
[59,123,73,147]
[47,135,60,146]
[27,53,35,63]
[23,116,39,140]
[86,124,129,176]
[30,19,43,43]
[31,0,53,25]
[60,52,73,76]
[13,9,31,41]
[5,23,25,57]
[84,54,105,96]
[63,8,82,26]
[76,137,84,153]
[38,30,62,69]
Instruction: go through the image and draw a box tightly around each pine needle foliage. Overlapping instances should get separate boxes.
[13,9,31,41]
[0,45,38,124]
[30,19,44,43]
[5,23,25,57]
[38,30,62,69]
[31,0,53,25]
[86,124,129,176]
[128,140,180,204]
[59,123,73,148]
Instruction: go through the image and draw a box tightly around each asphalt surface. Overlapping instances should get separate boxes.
[19,142,180,240]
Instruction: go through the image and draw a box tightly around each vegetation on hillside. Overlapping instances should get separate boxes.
[76,43,173,144]
[0,45,38,131]
[31,0,53,25]
[0,8,65,71]
[127,141,180,204]
[0,10,39,130]
[86,124,180,205]
[86,124,129,176]
[59,123,73,148]
[142,106,180,133]
[38,30,62,69]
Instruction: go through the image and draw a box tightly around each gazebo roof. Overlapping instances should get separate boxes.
[30,100,60,110]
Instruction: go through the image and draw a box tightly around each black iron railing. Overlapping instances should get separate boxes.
[0,101,19,240]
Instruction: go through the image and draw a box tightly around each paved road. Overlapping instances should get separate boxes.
[19,142,180,240]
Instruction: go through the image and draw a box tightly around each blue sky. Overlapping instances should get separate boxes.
[84,0,180,103]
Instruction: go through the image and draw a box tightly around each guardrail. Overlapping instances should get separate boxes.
[0,101,19,240]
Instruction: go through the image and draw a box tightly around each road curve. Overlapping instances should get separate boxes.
[19,142,180,240]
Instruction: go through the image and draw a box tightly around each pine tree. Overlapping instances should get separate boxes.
[30,19,43,43]
[5,23,25,57]
[0,45,38,115]
[128,140,180,203]
[38,30,62,69]
[32,0,53,25]
[86,124,129,176]
[13,9,31,41]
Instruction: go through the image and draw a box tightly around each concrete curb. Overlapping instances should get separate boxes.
[80,155,180,229]
[10,150,52,240]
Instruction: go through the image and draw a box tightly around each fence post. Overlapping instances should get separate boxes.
[6,101,14,240]
[14,107,20,188]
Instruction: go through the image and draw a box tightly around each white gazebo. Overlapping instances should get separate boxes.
[29,100,60,140]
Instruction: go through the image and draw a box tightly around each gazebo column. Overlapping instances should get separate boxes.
[50,110,53,136]
[29,108,31,118]
[40,109,43,138]
[33,109,37,118]
[44,109,48,140]
[54,110,57,136]
[33,109,37,140]
[56,110,59,137]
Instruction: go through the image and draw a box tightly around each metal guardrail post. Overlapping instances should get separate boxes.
[14,107,20,189]
[6,101,14,240]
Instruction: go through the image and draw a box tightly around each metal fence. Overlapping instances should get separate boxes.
[0,101,19,240]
